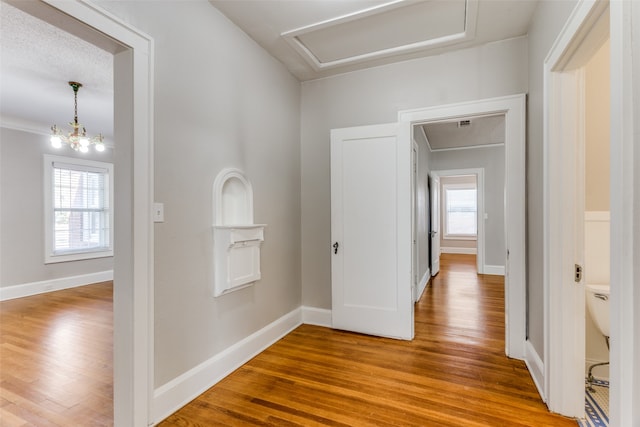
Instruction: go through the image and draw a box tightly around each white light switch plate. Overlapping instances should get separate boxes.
[154,202,164,222]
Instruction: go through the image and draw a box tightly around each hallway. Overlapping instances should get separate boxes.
[161,254,576,426]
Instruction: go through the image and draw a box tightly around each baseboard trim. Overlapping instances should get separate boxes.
[415,269,430,302]
[483,265,505,276]
[301,306,332,327]
[525,340,546,402]
[152,308,302,425]
[0,270,114,301]
[441,247,477,255]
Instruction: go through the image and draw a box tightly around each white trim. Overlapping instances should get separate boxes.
[415,268,430,302]
[431,169,485,274]
[584,211,610,222]
[37,1,156,425]
[0,270,113,301]
[483,265,505,276]
[43,154,114,264]
[609,1,639,424]
[525,340,546,402]
[543,0,610,418]
[399,94,527,360]
[302,306,333,328]
[440,247,477,255]
[152,308,302,425]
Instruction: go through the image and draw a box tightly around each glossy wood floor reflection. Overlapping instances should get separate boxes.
[0,282,113,426]
[161,254,576,426]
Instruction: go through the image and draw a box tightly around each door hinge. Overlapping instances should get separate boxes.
[575,264,583,283]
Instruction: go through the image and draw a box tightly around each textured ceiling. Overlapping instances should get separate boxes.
[0,2,114,144]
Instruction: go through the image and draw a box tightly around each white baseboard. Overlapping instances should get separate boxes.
[415,269,430,302]
[525,340,546,402]
[483,265,505,276]
[152,308,302,425]
[0,270,114,301]
[301,306,332,327]
[441,247,477,255]
[586,358,610,381]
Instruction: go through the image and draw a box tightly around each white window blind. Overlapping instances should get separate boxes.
[44,155,113,263]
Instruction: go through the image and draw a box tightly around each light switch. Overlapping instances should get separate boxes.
[154,202,164,223]
[484,213,489,220]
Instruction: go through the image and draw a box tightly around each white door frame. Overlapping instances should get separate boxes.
[431,169,485,274]
[543,0,607,417]
[398,94,526,360]
[32,1,155,425]
[544,0,639,423]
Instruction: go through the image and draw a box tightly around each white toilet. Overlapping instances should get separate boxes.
[586,283,610,338]
[585,283,610,392]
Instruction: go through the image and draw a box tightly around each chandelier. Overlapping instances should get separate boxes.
[50,81,105,153]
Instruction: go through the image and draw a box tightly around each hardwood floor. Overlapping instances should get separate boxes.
[161,254,576,426]
[0,282,113,426]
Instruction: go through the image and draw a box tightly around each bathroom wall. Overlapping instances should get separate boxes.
[584,38,610,377]
[439,175,478,254]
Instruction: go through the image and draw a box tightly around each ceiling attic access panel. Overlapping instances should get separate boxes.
[282,0,478,70]
[212,168,265,297]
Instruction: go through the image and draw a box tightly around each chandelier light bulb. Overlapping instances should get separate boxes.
[79,145,89,153]
[50,135,62,148]
[79,137,90,147]
[95,142,105,152]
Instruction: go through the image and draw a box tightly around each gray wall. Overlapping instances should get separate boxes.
[414,129,431,284]
[96,1,302,388]
[0,127,114,287]
[527,0,579,358]
[430,146,505,266]
[301,37,528,309]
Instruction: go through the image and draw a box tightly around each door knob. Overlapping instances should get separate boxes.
[333,242,339,254]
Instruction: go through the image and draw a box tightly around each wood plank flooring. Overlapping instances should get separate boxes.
[0,282,113,426]
[161,254,577,426]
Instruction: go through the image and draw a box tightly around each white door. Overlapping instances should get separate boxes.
[430,174,440,276]
[331,123,413,340]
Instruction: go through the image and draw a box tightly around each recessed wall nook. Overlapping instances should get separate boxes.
[212,168,265,297]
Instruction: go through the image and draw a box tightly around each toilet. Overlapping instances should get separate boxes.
[585,283,610,392]
[586,283,610,338]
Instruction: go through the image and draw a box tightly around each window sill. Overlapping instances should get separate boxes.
[45,249,114,264]
[443,235,477,241]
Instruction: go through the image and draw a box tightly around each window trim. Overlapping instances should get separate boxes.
[44,154,114,264]
[442,182,478,241]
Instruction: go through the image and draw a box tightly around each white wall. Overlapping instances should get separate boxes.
[526,0,579,359]
[0,127,114,288]
[301,37,528,309]
[95,0,302,389]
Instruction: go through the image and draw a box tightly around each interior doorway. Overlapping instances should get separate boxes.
[399,94,526,359]
[7,1,155,424]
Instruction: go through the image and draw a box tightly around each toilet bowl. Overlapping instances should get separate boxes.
[586,283,610,337]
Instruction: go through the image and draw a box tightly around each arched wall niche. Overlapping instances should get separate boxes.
[212,168,265,297]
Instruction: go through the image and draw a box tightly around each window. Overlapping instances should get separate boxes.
[443,183,477,239]
[44,155,113,263]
